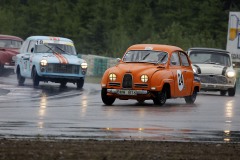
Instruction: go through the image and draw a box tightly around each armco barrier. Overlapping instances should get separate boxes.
[79,54,240,86]
[80,54,117,76]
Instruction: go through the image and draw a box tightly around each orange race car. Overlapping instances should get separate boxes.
[101,44,201,106]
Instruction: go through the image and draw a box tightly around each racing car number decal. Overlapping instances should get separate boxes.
[177,70,184,91]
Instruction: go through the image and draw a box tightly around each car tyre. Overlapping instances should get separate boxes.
[32,67,40,87]
[60,81,67,88]
[153,89,167,106]
[77,79,84,89]
[17,67,25,86]
[220,90,227,96]
[228,83,236,97]
[137,99,145,104]
[101,88,115,105]
[185,89,197,104]
[0,64,4,75]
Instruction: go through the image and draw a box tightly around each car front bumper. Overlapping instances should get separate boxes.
[107,89,149,95]
[200,83,235,91]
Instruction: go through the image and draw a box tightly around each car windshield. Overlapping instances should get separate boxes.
[123,50,168,64]
[189,51,231,67]
[35,43,76,55]
[0,39,22,48]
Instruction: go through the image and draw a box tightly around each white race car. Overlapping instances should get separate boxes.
[188,48,236,96]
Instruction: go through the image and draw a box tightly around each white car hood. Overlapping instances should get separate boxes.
[192,63,227,75]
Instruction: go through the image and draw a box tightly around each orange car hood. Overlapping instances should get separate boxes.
[109,63,162,75]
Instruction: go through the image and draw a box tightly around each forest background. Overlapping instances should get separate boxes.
[0,0,239,57]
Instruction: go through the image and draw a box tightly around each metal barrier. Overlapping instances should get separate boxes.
[80,54,117,76]
[80,54,240,86]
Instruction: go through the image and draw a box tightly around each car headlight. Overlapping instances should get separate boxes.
[141,74,148,82]
[81,62,88,69]
[227,71,236,78]
[40,59,48,66]
[109,73,117,81]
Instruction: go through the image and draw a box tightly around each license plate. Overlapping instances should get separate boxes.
[117,90,137,95]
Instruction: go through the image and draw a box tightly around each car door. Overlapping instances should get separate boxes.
[170,51,189,97]
[179,51,194,96]
[169,52,185,97]
[21,40,35,78]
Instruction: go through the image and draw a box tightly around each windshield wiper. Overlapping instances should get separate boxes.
[56,46,71,55]
[142,53,150,60]
[44,44,57,54]
[205,61,220,65]
[155,53,167,64]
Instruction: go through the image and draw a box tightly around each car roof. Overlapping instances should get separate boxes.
[0,34,23,41]
[126,44,183,53]
[26,36,73,43]
[187,47,229,54]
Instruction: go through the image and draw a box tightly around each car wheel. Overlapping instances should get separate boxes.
[77,79,84,89]
[0,64,4,75]
[60,81,67,87]
[185,89,197,104]
[17,67,25,86]
[32,67,40,87]
[153,89,167,106]
[228,83,236,97]
[137,99,145,104]
[220,90,227,96]
[101,88,115,105]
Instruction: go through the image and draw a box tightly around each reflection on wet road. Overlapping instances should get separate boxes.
[0,73,240,143]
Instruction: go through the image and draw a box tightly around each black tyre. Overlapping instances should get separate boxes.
[228,83,236,97]
[101,88,115,105]
[185,89,197,104]
[220,90,227,96]
[17,67,25,86]
[0,64,4,75]
[60,81,67,87]
[77,79,84,89]
[32,67,40,87]
[153,89,167,106]
[137,99,145,104]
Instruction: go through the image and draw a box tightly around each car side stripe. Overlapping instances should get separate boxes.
[222,66,227,75]
[54,53,68,64]
[54,53,64,63]
[193,64,201,74]
[57,53,68,64]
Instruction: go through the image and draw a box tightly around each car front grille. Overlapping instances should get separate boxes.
[199,75,228,84]
[109,82,121,87]
[122,74,132,88]
[46,63,79,74]
[134,83,148,88]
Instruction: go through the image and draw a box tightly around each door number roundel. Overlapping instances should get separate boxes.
[177,70,184,91]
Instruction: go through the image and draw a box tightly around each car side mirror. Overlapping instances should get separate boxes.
[31,47,34,53]
[77,53,82,58]
[171,61,177,65]
[117,58,122,62]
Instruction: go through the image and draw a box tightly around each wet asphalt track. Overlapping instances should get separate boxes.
[0,70,240,142]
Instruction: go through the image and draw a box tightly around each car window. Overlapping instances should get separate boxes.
[180,52,190,66]
[35,43,77,55]
[0,39,22,48]
[170,52,180,66]
[123,50,168,64]
[20,40,29,53]
[27,40,36,53]
[189,51,231,67]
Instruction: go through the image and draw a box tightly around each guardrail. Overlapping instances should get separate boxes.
[79,54,117,76]
[80,54,240,86]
